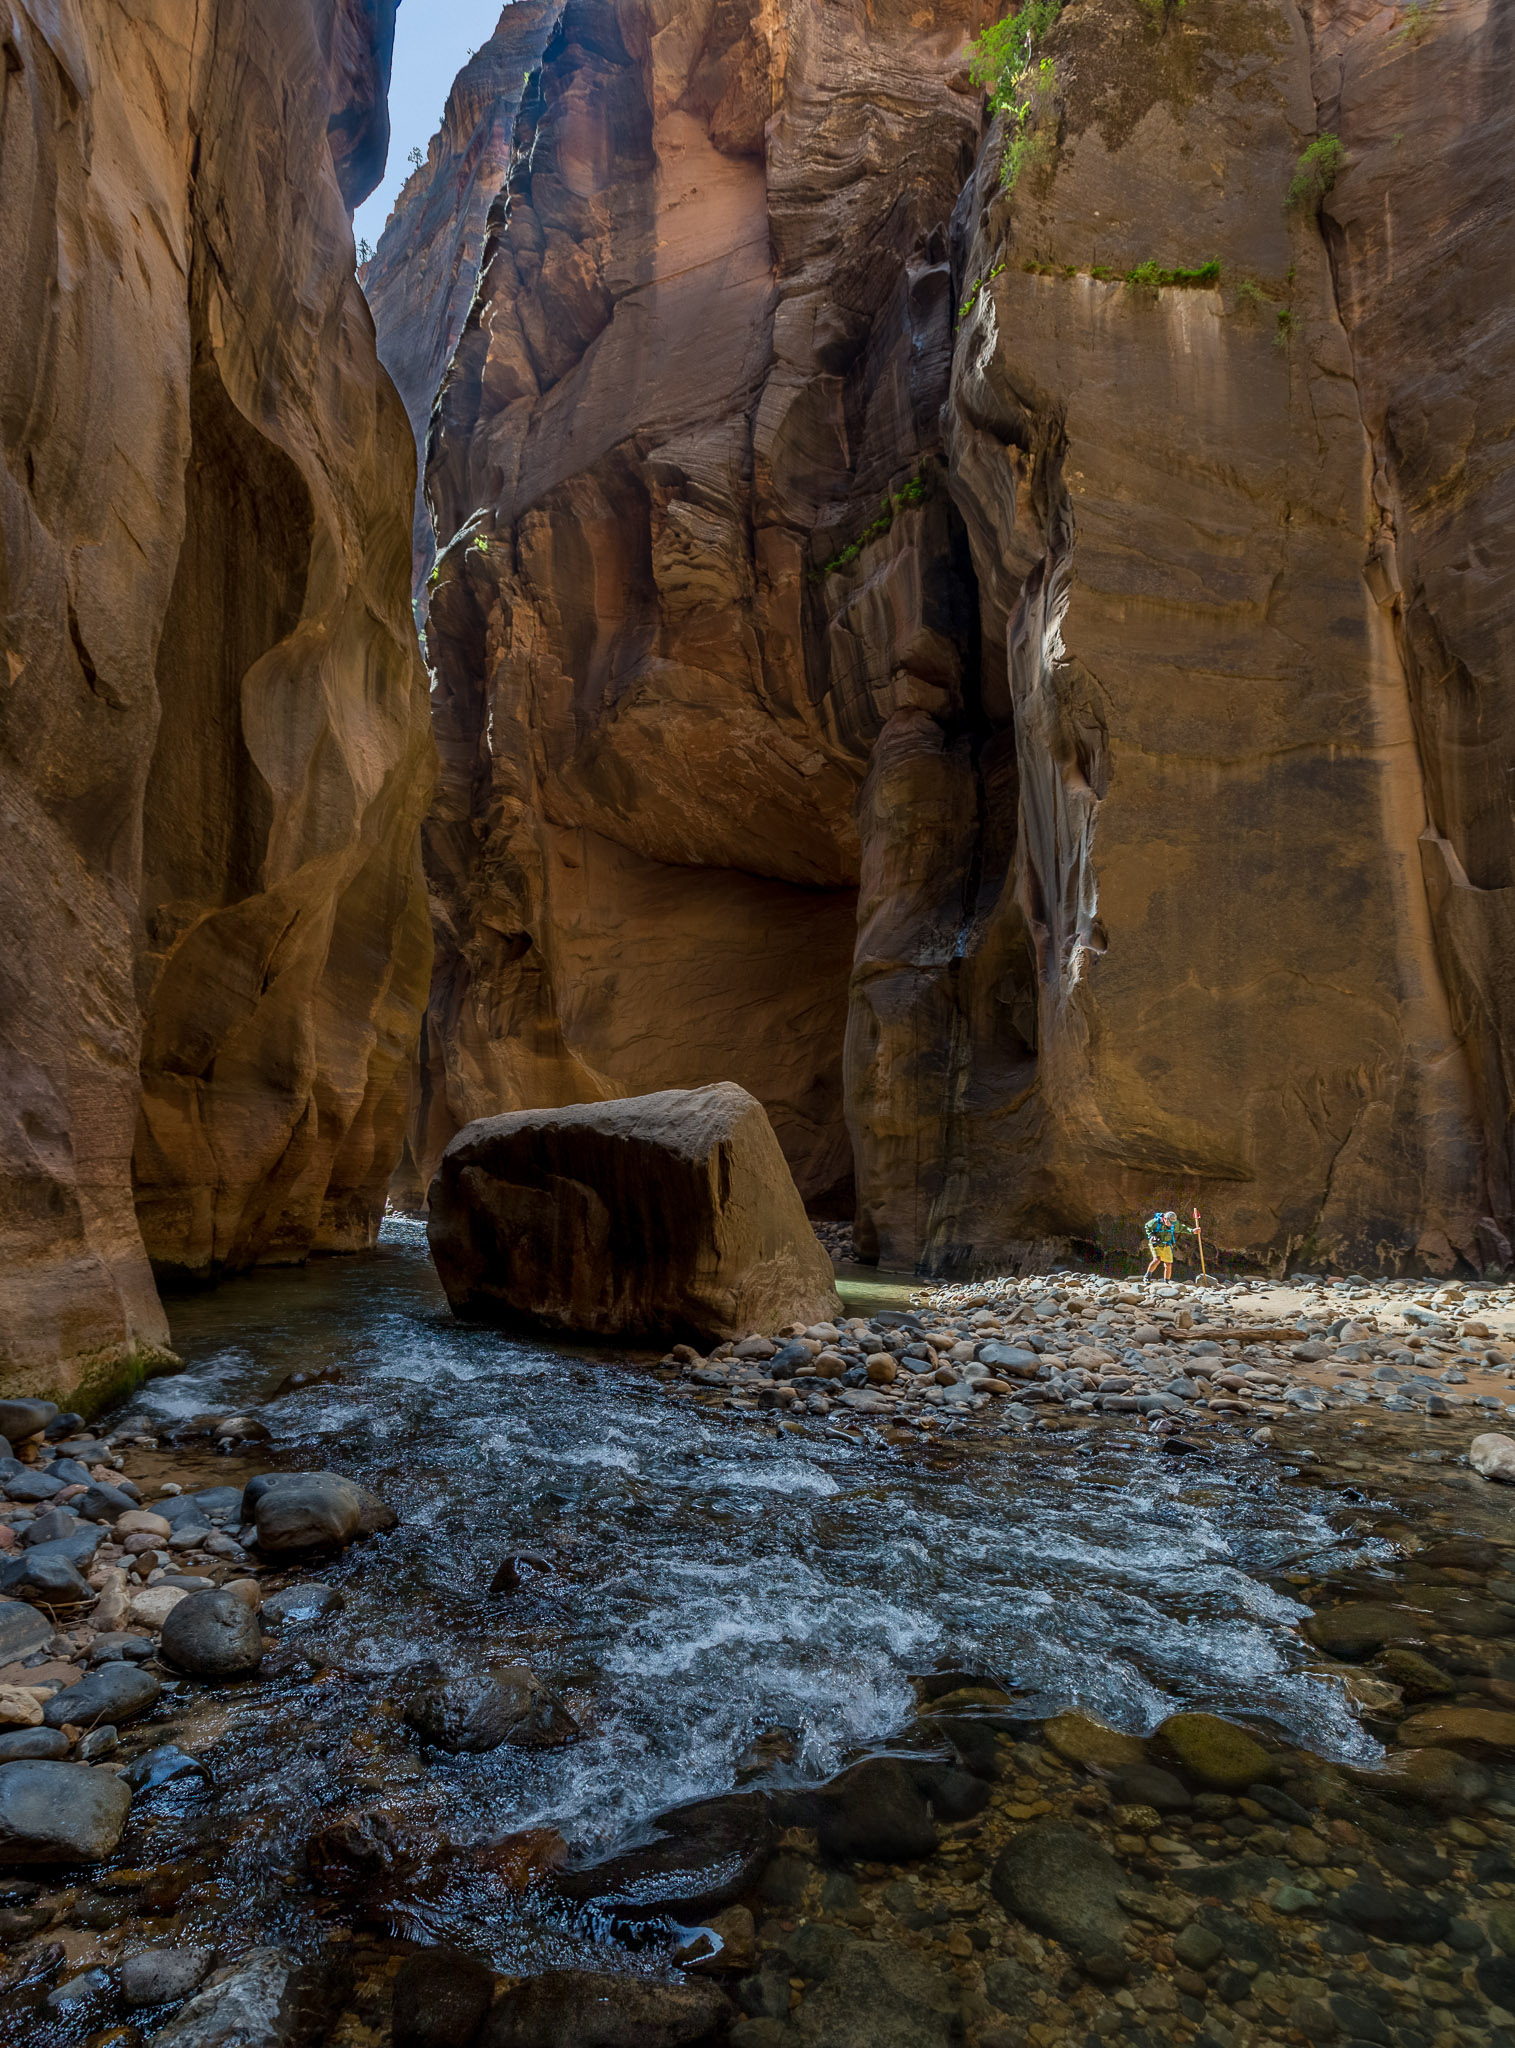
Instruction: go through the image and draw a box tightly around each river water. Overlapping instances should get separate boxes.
[115,1220,1382,1970]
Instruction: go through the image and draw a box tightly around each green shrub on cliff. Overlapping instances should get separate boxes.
[1287,133,1346,213]
[968,6,1063,188]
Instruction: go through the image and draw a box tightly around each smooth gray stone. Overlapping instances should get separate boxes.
[250,1472,361,1552]
[0,1595,52,1661]
[43,1661,161,1729]
[24,1508,81,1547]
[0,1547,93,1605]
[76,1482,140,1523]
[3,1470,65,1503]
[0,1727,71,1762]
[989,1822,1137,1961]
[0,1400,58,1443]
[120,1943,215,2009]
[0,1760,132,1861]
[261,1582,343,1627]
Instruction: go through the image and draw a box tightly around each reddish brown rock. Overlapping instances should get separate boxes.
[1,0,432,1401]
[384,0,987,1214]
[428,1082,842,1341]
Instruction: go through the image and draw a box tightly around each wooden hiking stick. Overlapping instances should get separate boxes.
[1193,1207,1208,1277]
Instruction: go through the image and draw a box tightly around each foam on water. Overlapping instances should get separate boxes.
[124,1222,1386,1962]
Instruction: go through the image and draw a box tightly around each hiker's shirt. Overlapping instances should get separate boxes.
[1146,1215,1181,1251]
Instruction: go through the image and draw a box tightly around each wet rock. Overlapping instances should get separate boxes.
[927,1716,1003,1781]
[404,1667,577,1754]
[429,1084,842,1344]
[910,1759,992,1823]
[260,1583,343,1627]
[0,1760,132,1861]
[1112,1764,1191,1812]
[809,1757,938,1863]
[788,1943,959,2048]
[1173,1923,1223,1970]
[76,1484,139,1527]
[488,1552,554,1596]
[989,1822,1134,1962]
[755,1850,814,1909]
[1304,1605,1424,1660]
[1374,1646,1455,1699]
[0,1727,70,1761]
[558,1793,775,1920]
[782,1921,856,1981]
[1470,1431,1515,1482]
[1158,1712,1277,1790]
[481,1968,732,2048]
[42,1662,160,1728]
[124,1745,208,1793]
[120,1944,215,2008]
[392,1945,495,2048]
[1337,1879,1451,1945]
[45,1965,113,2015]
[1043,1712,1146,1771]
[983,1955,1041,2018]
[1364,1745,1494,1809]
[251,1474,363,1553]
[1396,1704,1515,1753]
[160,1588,264,1677]
[148,1947,340,2048]
[1476,1954,1515,2012]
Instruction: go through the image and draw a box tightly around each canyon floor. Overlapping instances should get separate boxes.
[0,1229,1511,2047]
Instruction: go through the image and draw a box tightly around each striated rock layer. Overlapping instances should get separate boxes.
[386,0,1511,1275]
[405,0,988,1217]
[1,0,433,1402]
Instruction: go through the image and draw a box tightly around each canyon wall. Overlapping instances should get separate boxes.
[363,3,562,594]
[0,0,432,1402]
[385,0,1510,1275]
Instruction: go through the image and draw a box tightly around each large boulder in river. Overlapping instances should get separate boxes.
[427,1083,842,1343]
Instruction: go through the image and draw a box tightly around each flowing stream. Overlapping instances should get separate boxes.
[115,1220,1382,1970]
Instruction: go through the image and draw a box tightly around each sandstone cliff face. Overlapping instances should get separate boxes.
[1,0,432,1400]
[408,0,988,1215]
[1305,0,1515,1270]
[362,4,561,594]
[392,0,1510,1275]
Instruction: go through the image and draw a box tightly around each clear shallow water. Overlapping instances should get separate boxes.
[121,1220,1382,1962]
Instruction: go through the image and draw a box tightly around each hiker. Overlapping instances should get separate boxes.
[1144,1209,1194,1281]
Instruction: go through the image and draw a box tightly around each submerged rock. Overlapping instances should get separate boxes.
[148,1947,342,2048]
[427,1083,842,1344]
[0,1759,132,1861]
[787,1944,959,2048]
[557,1793,775,1921]
[404,1667,578,1754]
[392,1946,495,2048]
[1158,1712,1277,1790]
[252,1474,363,1553]
[480,1967,732,2048]
[989,1821,1135,1963]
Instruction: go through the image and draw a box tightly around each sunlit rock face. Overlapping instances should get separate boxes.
[404,0,986,1219]
[389,0,1510,1276]
[0,0,433,1400]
